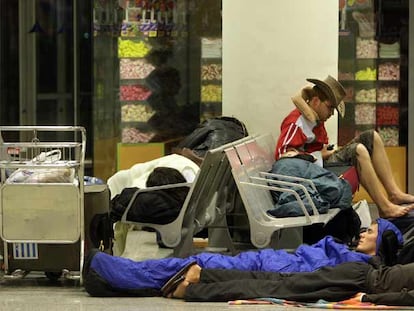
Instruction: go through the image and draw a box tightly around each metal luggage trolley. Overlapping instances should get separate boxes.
[0,126,86,283]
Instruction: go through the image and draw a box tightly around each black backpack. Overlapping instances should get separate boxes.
[89,213,113,254]
[303,207,361,245]
[396,236,414,264]
[377,229,414,265]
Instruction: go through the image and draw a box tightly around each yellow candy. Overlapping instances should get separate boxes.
[118,39,150,58]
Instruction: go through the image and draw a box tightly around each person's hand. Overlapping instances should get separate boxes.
[280,150,300,158]
[322,145,335,160]
[340,292,366,304]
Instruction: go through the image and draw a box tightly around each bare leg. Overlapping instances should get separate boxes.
[370,131,414,205]
[356,144,413,218]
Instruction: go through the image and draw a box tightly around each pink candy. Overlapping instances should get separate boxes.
[120,59,155,80]
[378,62,400,80]
[122,128,155,143]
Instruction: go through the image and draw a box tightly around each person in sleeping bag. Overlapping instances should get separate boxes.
[83,218,402,297]
[165,222,414,306]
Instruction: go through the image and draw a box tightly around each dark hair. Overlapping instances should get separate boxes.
[146,167,186,187]
[146,167,188,203]
[313,85,329,102]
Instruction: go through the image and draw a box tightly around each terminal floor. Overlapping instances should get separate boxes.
[0,203,380,311]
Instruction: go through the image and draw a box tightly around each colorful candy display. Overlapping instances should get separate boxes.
[121,104,154,122]
[122,128,155,143]
[120,85,152,101]
[378,62,400,80]
[120,59,155,79]
[355,88,376,102]
[118,38,150,58]
[201,85,222,102]
[355,67,376,80]
[201,64,222,80]
[376,105,399,126]
[356,37,378,58]
[377,86,399,103]
[378,126,399,146]
[355,103,376,125]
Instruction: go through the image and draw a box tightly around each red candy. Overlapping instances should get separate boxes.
[120,85,152,101]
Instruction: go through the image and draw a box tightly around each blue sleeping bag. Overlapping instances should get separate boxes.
[86,219,402,295]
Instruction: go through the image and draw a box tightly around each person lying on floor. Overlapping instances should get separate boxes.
[167,259,414,306]
[161,221,414,306]
[83,218,402,297]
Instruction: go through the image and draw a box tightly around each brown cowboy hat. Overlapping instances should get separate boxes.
[306,75,346,118]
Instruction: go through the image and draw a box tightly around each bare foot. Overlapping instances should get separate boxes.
[389,193,414,205]
[378,203,414,218]
[170,279,189,299]
[167,265,201,299]
[185,264,201,283]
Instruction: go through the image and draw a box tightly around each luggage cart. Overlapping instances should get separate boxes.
[0,126,86,283]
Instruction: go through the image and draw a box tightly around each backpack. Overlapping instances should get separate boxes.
[89,213,113,254]
[377,229,414,265]
[396,236,414,264]
[303,207,361,245]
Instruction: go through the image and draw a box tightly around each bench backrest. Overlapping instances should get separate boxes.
[120,135,255,257]
[225,146,277,224]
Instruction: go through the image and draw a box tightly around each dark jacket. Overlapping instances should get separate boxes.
[110,187,189,224]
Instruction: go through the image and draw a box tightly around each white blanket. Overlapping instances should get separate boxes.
[107,154,200,256]
[107,154,200,199]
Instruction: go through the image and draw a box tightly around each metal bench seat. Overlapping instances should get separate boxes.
[225,133,340,249]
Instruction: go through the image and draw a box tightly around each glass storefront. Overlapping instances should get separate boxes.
[93,0,222,179]
[0,0,222,180]
[0,0,93,169]
[338,0,410,197]
[338,0,409,147]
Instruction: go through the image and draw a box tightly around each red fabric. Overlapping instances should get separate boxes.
[275,109,328,160]
[341,166,359,194]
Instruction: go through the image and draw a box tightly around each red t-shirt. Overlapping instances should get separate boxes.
[275,109,328,160]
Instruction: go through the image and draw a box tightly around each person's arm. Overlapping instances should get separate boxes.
[275,122,308,160]
[362,289,414,306]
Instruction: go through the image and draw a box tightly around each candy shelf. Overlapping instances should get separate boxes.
[337,1,407,147]
[118,32,155,143]
[121,103,155,123]
[200,37,222,120]
[115,0,222,169]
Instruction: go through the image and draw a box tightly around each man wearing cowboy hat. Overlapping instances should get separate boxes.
[274,75,414,219]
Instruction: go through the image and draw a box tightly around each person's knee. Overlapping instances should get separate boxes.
[372,130,384,145]
[355,143,370,160]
